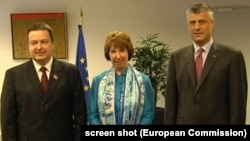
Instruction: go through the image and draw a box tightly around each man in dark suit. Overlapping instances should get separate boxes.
[1,22,87,141]
[164,2,248,124]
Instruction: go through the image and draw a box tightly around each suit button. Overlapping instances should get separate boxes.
[44,104,48,110]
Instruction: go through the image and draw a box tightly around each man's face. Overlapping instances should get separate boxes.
[28,29,54,65]
[187,11,214,46]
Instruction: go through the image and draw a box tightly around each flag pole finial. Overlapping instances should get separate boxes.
[80,7,83,25]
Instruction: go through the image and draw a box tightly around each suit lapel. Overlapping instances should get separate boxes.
[185,46,197,90]
[45,59,63,100]
[25,60,46,99]
[196,43,221,92]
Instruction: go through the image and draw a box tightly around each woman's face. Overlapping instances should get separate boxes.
[109,45,128,72]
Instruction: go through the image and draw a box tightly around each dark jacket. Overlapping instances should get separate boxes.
[165,42,248,124]
[1,59,87,141]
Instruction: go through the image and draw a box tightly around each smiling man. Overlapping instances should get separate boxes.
[1,22,87,141]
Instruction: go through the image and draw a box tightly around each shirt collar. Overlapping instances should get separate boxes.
[193,38,213,54]
[33,56,53,73]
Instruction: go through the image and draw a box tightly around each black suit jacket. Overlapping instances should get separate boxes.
[1,59,87,141]
[165,42,248,124]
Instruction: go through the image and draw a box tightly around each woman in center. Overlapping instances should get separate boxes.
[87,31,155,125]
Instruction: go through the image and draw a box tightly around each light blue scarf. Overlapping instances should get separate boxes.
[98,65,145,125]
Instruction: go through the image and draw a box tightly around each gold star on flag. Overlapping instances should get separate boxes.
[80,57,85,64]
[83,85,89,91]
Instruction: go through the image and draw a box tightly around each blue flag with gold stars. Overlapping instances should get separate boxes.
[76,24,90,104]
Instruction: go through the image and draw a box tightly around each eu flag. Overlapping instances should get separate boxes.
[76,24,90,104]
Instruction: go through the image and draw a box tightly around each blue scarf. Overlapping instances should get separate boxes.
[98,65,145,125]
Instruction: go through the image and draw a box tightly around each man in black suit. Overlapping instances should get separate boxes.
[164,2,248,124]
[1,22,87,141]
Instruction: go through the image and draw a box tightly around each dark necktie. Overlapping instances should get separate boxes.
[40,67,48,94]
[195,48,204,82]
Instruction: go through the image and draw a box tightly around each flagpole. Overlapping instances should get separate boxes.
[76,6,90,104]
[80,7,83,25]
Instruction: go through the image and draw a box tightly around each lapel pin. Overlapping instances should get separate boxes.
[53,74,59,80]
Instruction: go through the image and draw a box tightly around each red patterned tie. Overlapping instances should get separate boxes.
[40,67,48,94]
[195,48,204,82]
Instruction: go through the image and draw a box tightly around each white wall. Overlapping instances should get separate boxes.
[0,0,249,126]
